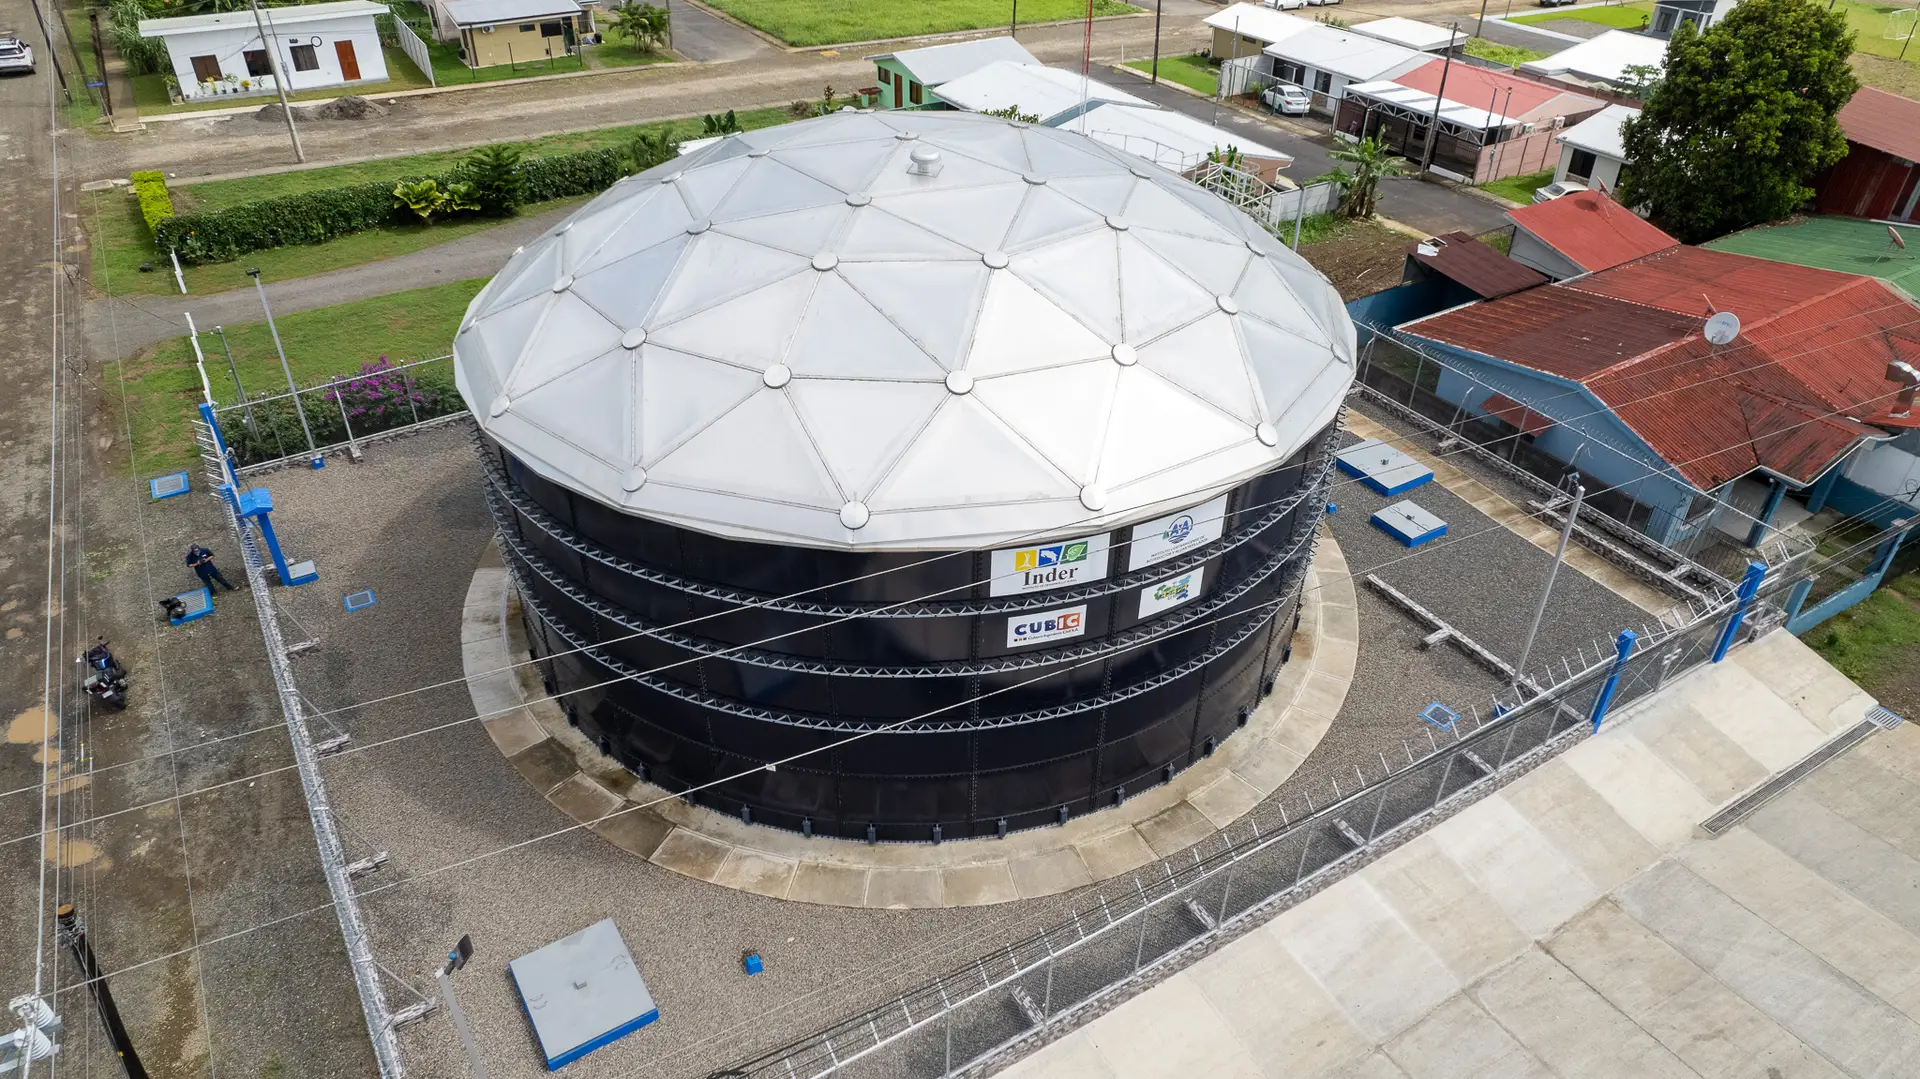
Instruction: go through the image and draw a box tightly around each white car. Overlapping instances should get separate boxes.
[1263,84,1312,116]
[0,35,33,75]
[1532,180,1586,204]
[1264,0,1309,10]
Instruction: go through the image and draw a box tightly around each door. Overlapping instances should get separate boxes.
[190,54,221,84]
[334,39,361,81]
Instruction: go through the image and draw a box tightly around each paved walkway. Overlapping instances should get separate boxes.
[995,628,1915,1079]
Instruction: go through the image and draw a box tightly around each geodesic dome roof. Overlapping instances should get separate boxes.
[454,110,1355,550]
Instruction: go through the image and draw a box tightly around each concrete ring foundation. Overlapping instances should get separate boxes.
[463,529,1358,909]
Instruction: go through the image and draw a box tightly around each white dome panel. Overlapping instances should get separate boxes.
[457,111,1354,549]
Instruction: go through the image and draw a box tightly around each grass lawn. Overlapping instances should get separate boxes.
[1508,1,1652,29]
[62,5,108,130]
[699,0,1137,47]
[119,279,485,474]
[129,47,434,115]
[1480,168,1555,205]
[1805,572,1920,720]
[1463,38,1547,67]
[1124,53,1218,96]
[85,188,591,297]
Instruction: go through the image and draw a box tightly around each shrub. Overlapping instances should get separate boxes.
[154,147,626,263]
[224,358,462,466]
[393,178,446,222]
[626,130,679,173]
[130,170,174,231]
[462,144,528,217]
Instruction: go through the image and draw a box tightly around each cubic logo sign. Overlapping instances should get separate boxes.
[1127,494,1228,571]
[1006,604,1089,648]
[989,534,1111,597]
[1138,567,1206,619]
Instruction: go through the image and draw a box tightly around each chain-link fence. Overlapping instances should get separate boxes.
[212,354,465,472]
[713,588,1764,1079]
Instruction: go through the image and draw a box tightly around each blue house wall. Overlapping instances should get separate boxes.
[1409,338,1711,545]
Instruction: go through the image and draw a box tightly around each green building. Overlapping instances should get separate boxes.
[867,35,1038,110]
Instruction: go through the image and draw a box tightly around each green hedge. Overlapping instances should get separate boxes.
[131,170,175,231]
[153,147,626,265]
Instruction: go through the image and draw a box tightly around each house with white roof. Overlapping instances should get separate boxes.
[1553,103,1637,191]
[1059,99,1293,179]
[1203,3,1313,61]
[431,0,595,68]
[867,35,1038,110]
[933,60,1149,124]
[1262,23,1428,116]
[1519,30,1664,93]
[138,0,389,100]
[1349,17,1459,54]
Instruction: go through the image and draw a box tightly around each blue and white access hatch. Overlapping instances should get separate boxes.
[509,918,659,1070]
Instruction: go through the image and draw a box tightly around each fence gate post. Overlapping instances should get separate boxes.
[1712,562,1767,663]
[1587,629,1638,733]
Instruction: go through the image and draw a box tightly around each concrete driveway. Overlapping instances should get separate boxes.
[664,0,773,63]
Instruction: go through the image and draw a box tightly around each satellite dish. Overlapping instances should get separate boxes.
[1704,310,1740,345]
[1892,225,1908,251]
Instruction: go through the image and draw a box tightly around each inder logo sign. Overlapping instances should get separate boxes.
[1006,604,1088,648]
[989,533,1111,597]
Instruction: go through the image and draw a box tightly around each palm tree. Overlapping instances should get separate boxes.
[612,1,670,54]
[1327,136,1405,219]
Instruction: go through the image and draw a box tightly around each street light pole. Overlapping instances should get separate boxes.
[213,325,259,432]
[436,936,489,1079]
[248,0,304,163]
[246,269,320,467]
[1516,482,1583,689]
[1150,0,1163,84]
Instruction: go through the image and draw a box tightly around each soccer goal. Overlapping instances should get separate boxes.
[1886,7,1917,42]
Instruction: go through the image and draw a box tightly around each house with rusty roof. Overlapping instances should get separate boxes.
[1815,87,1920,224]
[1394,244,1920,547]
[1506,189,1679,279]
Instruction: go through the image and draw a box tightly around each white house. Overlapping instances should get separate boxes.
[1519,30,1665,92]
[1553,103,1637,191]
[1649,0,1739,38]
[1262,24,1427,115]
[1349,17,1459,53]
[931,60,1150,124]
[139,0,389,101]
[1203,3,1313,61]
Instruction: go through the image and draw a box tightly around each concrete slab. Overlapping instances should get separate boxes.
[1134,801,1218,858]
[1678,829,1920,1023]
[1743,794,1920,941]
[1383,993,1552,1079]
[1499,758,1661,893]
[1618,861,1920,1078]
[589,810,672,860]
[648,828,732,884]
[1276,877,1461,1042]
[1547,901,1848,1079]
[1311,1053,1413,1079]
[1675,662,1826,770]
[1792,747,1920,866]
[994,1030,1118,1079]
[506,738,580,795]
[1083,974,1266,1079]
[1426,795,1599,938]
[1073,828,1159,881]
[1473,948,1696,1079]
[481,709,548,759]
[940,862,1019,907]
[547,773,622,822]
[1558,731,1713,850]
[1185,925,1371,1078]
[1008,847,1094,898]
[1189,773,1263,829]
[865,867,942,909]
[785,862,869,907]
[1361,834,1530,984]
[711,849,798,899]
[1626,698,1772,806]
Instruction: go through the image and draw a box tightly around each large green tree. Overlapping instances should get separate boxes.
[1617,0,1857,243]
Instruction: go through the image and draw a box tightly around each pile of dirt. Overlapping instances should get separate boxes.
[253,95,389,123]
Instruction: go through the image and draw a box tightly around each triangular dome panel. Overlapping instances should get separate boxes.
[972,360,1120,485]
[1014,228,1122,340]
[649,269,816,367]
[648,389,842,508]
[638,344,767,463]
[1097,367,1250,487]
[784,273,945,380]
[963,270,1112,378]
[569,233,691,330]
[507,347,633,467]
[840,262,991,369]
[1135,314,1261,425]
[786,378,946,499]
[873,183,1027,251]
[868,397,1076,510]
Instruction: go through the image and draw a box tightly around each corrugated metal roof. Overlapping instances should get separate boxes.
[1409,231,1547,299]
[1262,26,1428,83]
[1392,60,1600,123]
[1506,191,1678,273]
[869,36,1040,87]
[1204,3,1315,46]
[1400,244,1919,489]
[1480,392,1553,435]
[440,0,583,26]
[1837,87,1920,164]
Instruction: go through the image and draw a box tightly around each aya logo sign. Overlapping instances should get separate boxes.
[1007,604,1088,647]
[1127,495,1228,571]
[990,534,1111,597]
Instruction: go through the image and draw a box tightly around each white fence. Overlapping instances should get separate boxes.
[392,14,437,86]
[1219,54,1270,97]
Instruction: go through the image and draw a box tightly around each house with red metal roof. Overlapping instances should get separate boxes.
[1815,87,1920,223]
[1506,190,1680,280]
[1333,60,1607,184]
[1393,244,1920,546]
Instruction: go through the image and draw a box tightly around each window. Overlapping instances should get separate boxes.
[289,43,318,71]
[876,64,888,86]
[1566,149,1597,181]
[519,22,535,30]
[540,20,565,36]
[1274,60,1304,85]
[1652,7,1677,32]
[1313,70,1332,95]
[190,54,221,84]
[909,80,923,105]
[243,49,271,77]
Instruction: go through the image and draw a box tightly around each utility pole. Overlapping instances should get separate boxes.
[248,0,304,162]
[24,0,70,102]
[247,269,321,466]
[57,904,150,1079]
[1516,482,1583,688]
[1419,26,1461,177]
[1475,0,1490,41]
[1009,0,1018,37]
[86,11,111,117]
[212,325,258,432]
[1149,0,1162,83]
[435,936,488,1079]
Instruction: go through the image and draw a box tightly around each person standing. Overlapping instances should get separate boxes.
[185,543,237,592]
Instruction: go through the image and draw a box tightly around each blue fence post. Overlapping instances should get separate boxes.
[1588,629,1637,733]
[1783,577,1815,624]
[1712,561,1767,663]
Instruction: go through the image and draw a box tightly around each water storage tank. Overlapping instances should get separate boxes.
[456,111,1355,841]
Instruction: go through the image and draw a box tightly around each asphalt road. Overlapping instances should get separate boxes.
[663,0,772,63]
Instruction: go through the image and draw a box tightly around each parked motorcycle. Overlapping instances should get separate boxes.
[78,637,127,711]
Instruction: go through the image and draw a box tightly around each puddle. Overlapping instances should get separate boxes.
[6,706,47,744]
